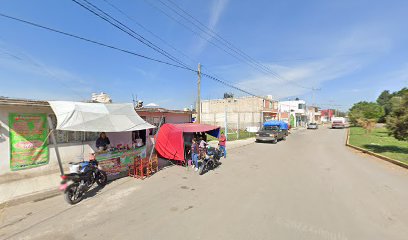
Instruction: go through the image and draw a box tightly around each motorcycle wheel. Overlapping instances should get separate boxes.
[96,171,108,187]
[64,183,83,205]
[198,163,205,175]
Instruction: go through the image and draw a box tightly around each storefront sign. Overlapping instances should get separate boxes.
[9,113,49,170]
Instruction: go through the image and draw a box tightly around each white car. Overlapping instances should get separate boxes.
[307,123,318,129]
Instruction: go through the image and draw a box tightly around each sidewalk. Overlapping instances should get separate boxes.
[0,138,256,208]
[0,172,60,208]
[208,137,255,149]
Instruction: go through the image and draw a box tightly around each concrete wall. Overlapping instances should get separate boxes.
[137,112,191,124]
[201,97,276,129]
[201,97,265,114]
[201,111,262,130]
[165,113,191,123]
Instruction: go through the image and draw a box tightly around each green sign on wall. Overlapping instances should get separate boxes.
[290,115,295,128]
[9,113,49,170]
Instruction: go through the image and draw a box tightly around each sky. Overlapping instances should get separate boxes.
[0,0,407,111]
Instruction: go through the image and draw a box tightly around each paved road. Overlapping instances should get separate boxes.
[1,127,408,240]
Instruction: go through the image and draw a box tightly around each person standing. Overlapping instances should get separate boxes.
[219,133,227,158]
[188,138,199,171]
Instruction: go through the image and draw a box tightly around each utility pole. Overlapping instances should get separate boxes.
[197,63,201,123]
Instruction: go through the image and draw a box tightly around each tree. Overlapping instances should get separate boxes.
[386,91,408,140]
[349,101,384,133]
[376,88,408,122]
[223,92,234,99]
[376,90,392,122]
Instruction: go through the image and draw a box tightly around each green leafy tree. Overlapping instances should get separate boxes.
[349,102,384,132]
[386,91,408,140]
[376,90,392,122]
[376,88,408,122]
[394,87,408,97]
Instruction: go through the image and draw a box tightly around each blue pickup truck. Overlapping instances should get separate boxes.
[255,120,289,144]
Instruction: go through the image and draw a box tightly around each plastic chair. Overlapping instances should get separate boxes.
[128,156,142,178]
[150,154,159,173]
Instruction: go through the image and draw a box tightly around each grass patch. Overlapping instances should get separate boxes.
[207,129,256,142]
[349,127,408,164]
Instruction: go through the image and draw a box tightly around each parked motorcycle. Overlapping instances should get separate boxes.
[198,146,222,175]
[59,160,107,205]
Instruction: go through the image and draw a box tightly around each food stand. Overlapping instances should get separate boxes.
[48,101,155,179]
[155,123,220,163]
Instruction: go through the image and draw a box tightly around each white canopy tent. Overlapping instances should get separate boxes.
[48,101,155,132]
[48,101,156,175]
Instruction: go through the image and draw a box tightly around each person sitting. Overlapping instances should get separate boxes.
[198,137,207,159]
[96,132,110,151]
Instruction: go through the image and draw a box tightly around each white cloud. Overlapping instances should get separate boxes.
[236,58,361,99]
[0,44,93,100]
[228,27,394,100]
[192,0,229,55]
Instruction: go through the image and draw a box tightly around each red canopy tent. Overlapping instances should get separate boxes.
[155,123,220,161]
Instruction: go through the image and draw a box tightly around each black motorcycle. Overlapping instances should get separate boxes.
[59,160,107,205]
[198,146,222,175]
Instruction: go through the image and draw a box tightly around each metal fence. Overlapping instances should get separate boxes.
[201,111,262,140]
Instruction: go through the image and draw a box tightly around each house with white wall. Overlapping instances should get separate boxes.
[279,99,308,128]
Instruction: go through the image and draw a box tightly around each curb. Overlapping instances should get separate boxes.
[208,137,255,150]
[345,128,408,170]
[229,138,255,150]
[0,188,60,210]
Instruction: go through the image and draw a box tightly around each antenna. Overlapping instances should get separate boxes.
[132,94,136,108]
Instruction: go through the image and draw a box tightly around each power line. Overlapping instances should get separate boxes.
[0,12,192,71]
[75,0,270,96]
[155,0,313,90]
[0,12,273,101]
[101,0,197,66]
[102,0,270,97]
[74,0,277,99]
[72,0,191,70]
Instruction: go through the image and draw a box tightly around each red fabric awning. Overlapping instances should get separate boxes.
[155,123,220,161]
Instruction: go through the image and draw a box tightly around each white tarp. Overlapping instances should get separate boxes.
[48,101,156,132]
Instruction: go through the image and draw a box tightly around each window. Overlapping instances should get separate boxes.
[298,103,306,110]
[49,114,99,144]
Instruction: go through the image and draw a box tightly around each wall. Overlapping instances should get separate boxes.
[107,132,132,147]
[165,113,191,123]
[0,105,95,177]
[137,111,191,124]
[201,97,271,129]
